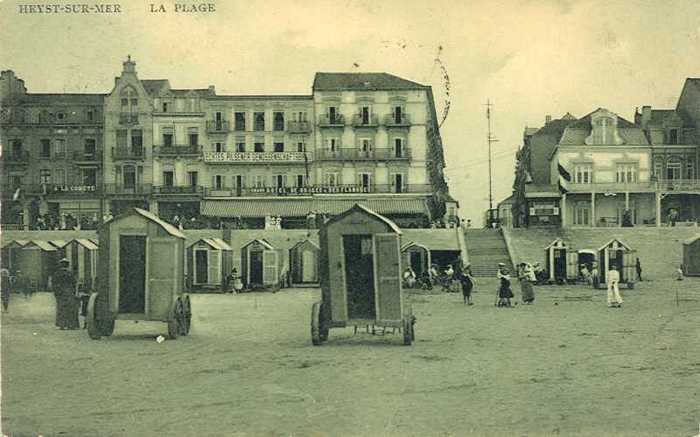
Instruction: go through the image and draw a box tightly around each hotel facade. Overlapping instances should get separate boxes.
[510,78,700,228]
[1,58,455,229]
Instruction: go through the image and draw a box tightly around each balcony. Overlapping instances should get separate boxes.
[0,151,31,164]
[384,113,411,127]
[318,114,345,128]
[152,185,203,195]
[206,120,230,133]
[72,150,103,164]
[656,179,700,192]
[352,113,379,128]
[565,181,656,193]
[119,113,139,125]
[315,148,411,161]
[202,183,432,197]
[153,145,201,158]
[287,121,311,133]
[112,147,145,160]
[202,151,312,163]
[25,183,102,196]
[103,184,152,195]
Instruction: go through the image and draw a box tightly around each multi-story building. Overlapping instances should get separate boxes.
[0,70,104,229]
[1,59,453,229]
[511,78,700,228]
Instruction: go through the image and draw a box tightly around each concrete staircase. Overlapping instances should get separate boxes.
[464,229,513,277]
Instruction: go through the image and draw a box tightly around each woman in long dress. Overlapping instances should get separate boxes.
[519,263,535,304]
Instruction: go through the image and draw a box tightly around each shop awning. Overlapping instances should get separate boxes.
[74,239,99,250]
[201,198,429,218]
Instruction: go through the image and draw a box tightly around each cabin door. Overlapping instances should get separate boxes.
[250,249,264,285]
[554,249,567,280]
[373,233,402,321]
[301,249,316,282]
[343,235,375,319]
[195,249,208,284]
[410,250,423,275]
[119,235,146,313]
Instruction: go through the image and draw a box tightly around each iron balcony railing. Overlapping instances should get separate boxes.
[103,183,152,195]
[72,151,103,162]
[119,113,139,125]
[206,120,230,133]
[153,145,201,157]
[112,147,145,160]
[383,113,411,127]
[352,113,379,127]
[318,114,345,127]
[287,121,311,133]
[565,181,656,192]
[315,148,411,161]
[152,185,204,195]
[203,183,432,197]
[0,151,31,163]
[655,179,700,191]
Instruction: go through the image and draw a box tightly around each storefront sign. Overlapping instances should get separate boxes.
[54,185,97,193]
[249,185,371,195]
[203,151,309,163]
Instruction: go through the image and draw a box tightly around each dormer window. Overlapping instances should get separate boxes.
[668,129,679,145]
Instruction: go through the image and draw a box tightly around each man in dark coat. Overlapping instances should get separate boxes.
[53,258,79,329]
[1,269,11,312]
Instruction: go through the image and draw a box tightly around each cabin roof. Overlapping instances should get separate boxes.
[597,238,631,251]
[188,237,232,251]
[127,208,186,239]
[324,203,402,234]
[242,238,275,250]
[290,239,320,251]
[683,234,700,245]
[74,238,99,250]
[544,238,567,249]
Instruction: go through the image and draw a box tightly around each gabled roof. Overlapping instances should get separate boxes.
[559,109,648,146]
[290,239,320,251]
[544,238,567,249]
[324,203,402,234]
[598,238,631,252]
[131,208,186,239]
[313,72,427,91]
[73,239,98,250]
[242,238,275,250]
[49,240,70,249]
[188,237,232,251]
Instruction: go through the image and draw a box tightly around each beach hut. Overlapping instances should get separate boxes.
[597,238,635,284]
[15,240,60,290]
[241,239,280,289]
[312,204,415,345]
[682,235,700,276]
[544,238,578,282]
[0,239,29,272]
[401,241,431,277]
[289,239,320,285]
[65,239,99,292]
[87,208,190,339]
[186,237,233,290]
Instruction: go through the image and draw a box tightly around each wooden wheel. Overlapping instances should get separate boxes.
[182,295,192,336]
[403,318,413,346]
[319,302,329,342]
[311,302,321,346]
[86,293,101,340]
[168,299,184,340]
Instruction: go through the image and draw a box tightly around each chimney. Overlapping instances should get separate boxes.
[641,105,651,128]
[545,115,552,125]
[634,107,641,125]
[208,85,216,95]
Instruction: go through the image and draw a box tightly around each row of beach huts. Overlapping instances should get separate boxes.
[0,225,465,293]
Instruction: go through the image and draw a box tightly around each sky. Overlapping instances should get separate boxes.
[2,0,700,225]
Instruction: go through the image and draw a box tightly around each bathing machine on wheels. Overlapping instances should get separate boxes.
[311,204,415,346]
[86,208,191,340]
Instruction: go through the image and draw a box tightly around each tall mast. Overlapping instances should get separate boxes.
[485,100,498,212]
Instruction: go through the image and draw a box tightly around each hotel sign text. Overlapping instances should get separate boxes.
[203,151,310,163]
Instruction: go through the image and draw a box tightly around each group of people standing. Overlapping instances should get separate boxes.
[495,262,536,308]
